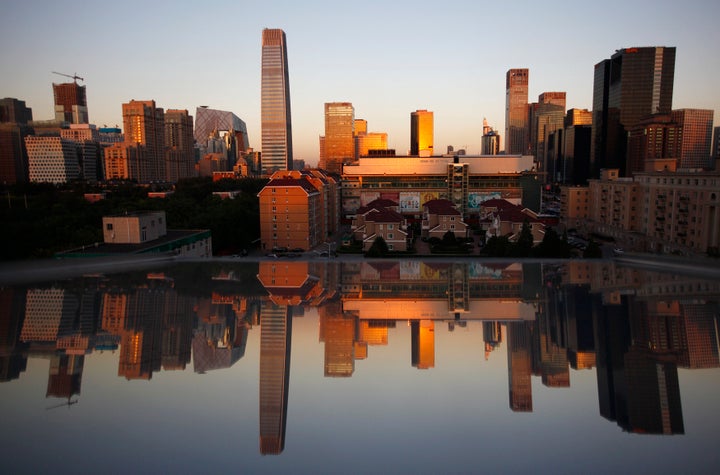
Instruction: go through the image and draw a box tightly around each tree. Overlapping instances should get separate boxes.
[366,236,389,257]
[583,239,602,258]
[514,220,534,257]
[533,227,572,258]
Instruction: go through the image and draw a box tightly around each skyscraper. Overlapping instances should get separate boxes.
[53,82,88,124]
[122,100,165,182]
[505,68,529,155]
[164,109,195,181]
[530,92,566,182]
[410,109,433,156]
[591,47,676,177]
[261,28,293,176]
[319,102,354,174]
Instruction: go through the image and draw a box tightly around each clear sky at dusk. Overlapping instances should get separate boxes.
[2,0,719,165]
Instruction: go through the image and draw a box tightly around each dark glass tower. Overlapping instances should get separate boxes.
[261,28,293,176]
[590,47,676,177]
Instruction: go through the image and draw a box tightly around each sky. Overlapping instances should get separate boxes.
[2,0,719,166]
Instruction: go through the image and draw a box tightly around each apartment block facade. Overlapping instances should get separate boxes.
[577,169,720,254]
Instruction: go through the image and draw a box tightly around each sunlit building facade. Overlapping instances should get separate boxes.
[319,102,354,174]
[505,68,529,155]
[410,109,433,156]
[583,168,720,254]
[341,155,540,221]
[25,135,81,184]
[122,100,165,182]
[261,28,293,176]
[53,82,88,124]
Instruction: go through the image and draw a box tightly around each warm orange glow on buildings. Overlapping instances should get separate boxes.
[410,109,433,156]
[411,320,435,369]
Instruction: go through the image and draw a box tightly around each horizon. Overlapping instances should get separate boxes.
[2,0,719,166]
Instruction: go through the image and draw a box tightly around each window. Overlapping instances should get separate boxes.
[106,223,113,230]
[388,233,394,239]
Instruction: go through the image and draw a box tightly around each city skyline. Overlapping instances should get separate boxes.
[1,1,719,165]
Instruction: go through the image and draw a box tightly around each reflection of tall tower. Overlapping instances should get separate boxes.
[483,321,502,360]
[411,320,435,369]
[46,354,83,399]
[261,28,293,175]
[259,301,292,455]
[507,321,533,412]
[319,301,355,377]
[0,288,28,381]
[624,349,684,434]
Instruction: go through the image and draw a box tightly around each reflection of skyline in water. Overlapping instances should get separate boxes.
[1,260,719,450]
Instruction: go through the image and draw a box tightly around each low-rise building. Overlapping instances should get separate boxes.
[582,168,720,255]
[480,199,544,243]
[560,186,590,231]
[422,199,469,240]
[58,211,212,258]
[352,202,408,252]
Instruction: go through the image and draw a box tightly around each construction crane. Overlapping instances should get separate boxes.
[52,71,84,83]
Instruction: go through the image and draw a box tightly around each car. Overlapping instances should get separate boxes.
[290,248,304,253]
[613,248,624,255]
[265,253,278,258]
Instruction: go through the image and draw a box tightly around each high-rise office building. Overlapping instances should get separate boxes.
[0,98,33,124]
[25,135,82,184]
[53,82,88,124]
[672,109,714,169]
[122,100,165,182]
[410,109,433,156]
[530,92,566,182]
[164,109,196,181]
[505,69,529,155]
[591,47,676,177]
[481,118,501,155]
[507,321,533,412]
[356,132,388,157]
[261,28,293,176]
[411,320,435,369]
[259,301,292,454]
[319,102,354,174]
[713,126,720,161]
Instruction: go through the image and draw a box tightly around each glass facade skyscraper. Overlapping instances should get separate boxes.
[590,47,676,177]
[410,109,433,156]
[319,102,354,174]
[505,69,529,155]
[261,28,293,176]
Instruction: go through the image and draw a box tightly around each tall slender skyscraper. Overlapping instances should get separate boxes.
[319,102,354,174]
[410,109,433,156]
[261,28,293,176]
[505,69,529,155]
[590,47,676,177]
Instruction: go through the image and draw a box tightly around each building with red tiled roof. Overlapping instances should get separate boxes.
[258,174,324,251]
[352,201,408,251]
[480,199,544,244]
[422,199,469,240]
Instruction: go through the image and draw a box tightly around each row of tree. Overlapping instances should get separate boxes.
[1,177,265,260]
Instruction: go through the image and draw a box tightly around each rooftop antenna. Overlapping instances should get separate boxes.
[52,71,84,83]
